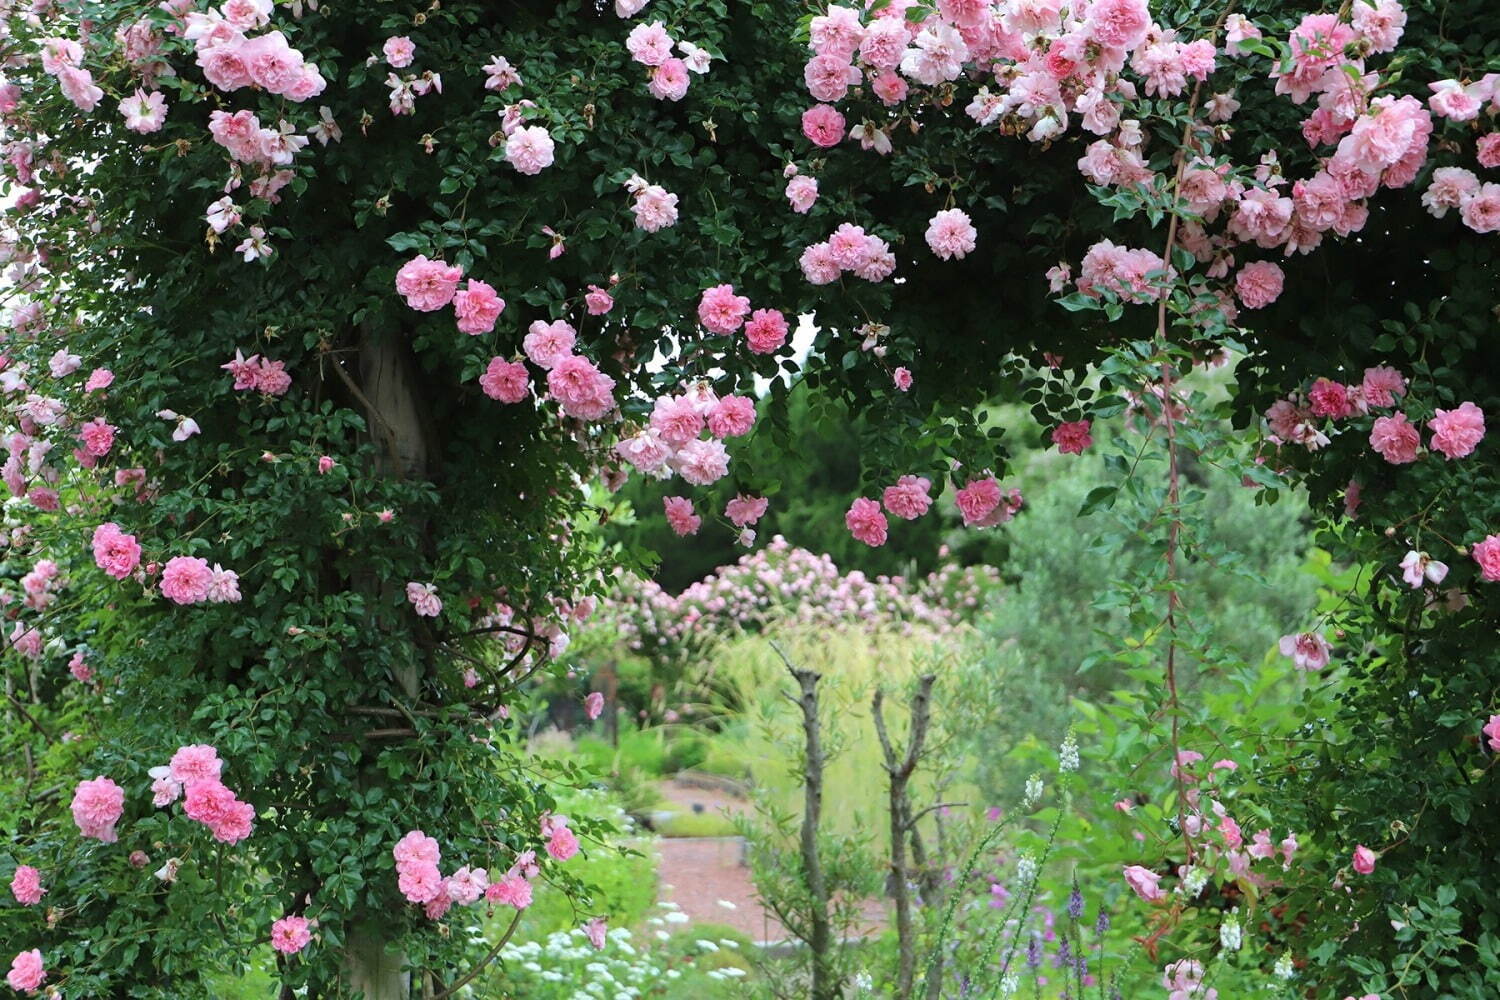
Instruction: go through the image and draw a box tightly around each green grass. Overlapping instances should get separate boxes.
[654,809,740,838]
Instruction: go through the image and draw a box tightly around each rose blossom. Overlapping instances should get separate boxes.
[160,556,214,604]
[395,255,462,312]
[697,284,751,334]
[6,950,44,994]
[1428,401,1484,459]
[1471,533,1500,582]
[1234,261,1284,309]
[505,125,555,175]
[663,496,700,536]
[453,280,505,335]
[1278,631,1331,671]
[786,174,818,213]
[383,36,415,68]
[1052,420,1093,455]
[9,866,44,906]
[725,495,768,527]
[479,358,529,403]
[92,523,142,580]
[672,438,730,485]
[1123,864,1165,902]
[744,308,789,354]
[707,395,755,438]
[406,582,442,617]
[1361,366,1406,408]
[1369,413,1420,464]
[893,367,913,391]
[845,497,888,547]
[271,915,312,954]
[72,776,125,842]
[1352,845,1376,875]
[801,104,846,148]
[882,476,932,520]
[925,208,977,260]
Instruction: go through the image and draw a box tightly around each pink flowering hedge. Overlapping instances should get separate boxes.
[0,0,1496,997]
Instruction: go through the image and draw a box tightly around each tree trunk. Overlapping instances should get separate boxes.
[785,657,835,1000]
[873,675,936,1000]
[339,327,437,999]
[344,923,411,1000]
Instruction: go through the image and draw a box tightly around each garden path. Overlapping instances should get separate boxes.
[653,778,886,946]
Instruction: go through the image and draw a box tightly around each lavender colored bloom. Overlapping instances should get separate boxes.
[1095,908,1111,935]
[1067,885,1084,920]
[1026,933,1043,969]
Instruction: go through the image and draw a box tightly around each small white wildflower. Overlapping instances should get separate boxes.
[695,939,719,952]
[1000,972,1020,996]
[1220,907,1243,951]
[654,930,670,941]
[1024,774,1044,806]
[1179,866,1209,897]
[1273,953,1295,980]
[853,971,873,992]
[1016,853,1038,886]
[664,911,689,924]
[1058,732,1080,773]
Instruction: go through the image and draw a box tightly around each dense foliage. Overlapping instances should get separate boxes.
[0,0,1496,997]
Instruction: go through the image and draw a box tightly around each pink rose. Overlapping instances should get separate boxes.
[786,174,818,213]
[71,776,125,842]
[1279,631,1331,671]
[271,915,313,954]
[893,367,913,392]
[6,950,45,995]
[663,496,700,536]
[1234,261,1284,309]
[479,358,529,403]
[1483,714,1500,753]
[1369,413,1420,464]
[698,284,751,335]
[925,209,977,261]
[725,495,769,527]
[744,308,789,354]
[801,104,846,148]
[585,691,605,720]
[707,395,755,438]
[523,320,577,370]
[845,497,888,547]
[92,523,142,580]
[9,866,44,906]
[395,255,463,312]
[881,475,932,520]
[383,36,415,69]
[1351,845,1376,875]
[1122,864,1165,902]
[1428,401,1484,459]
[1471,534,1500,582]
[1051,420,1093,455]
[453,280,505,335]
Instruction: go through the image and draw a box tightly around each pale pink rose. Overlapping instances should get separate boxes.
[672,438,730,485]
[698,284,751,334]
[1051,420,1093,455]
[317,455,335,474]
[799,241,842,284]
[453,280,505,335]
[925,208,978,261]
[1234,261,1284,309]
[744,308,789,354]
[545,821,579,862]
[615,430,672,473]
[1308,379,1353,420]
[1351,0,1405,51]
[479,358,529,403]
[505,125,555,175]
[1398,550,1448,589]
[72,776,125,842]
[1421,166,1479,218]
[893,367,913,392]
[584,285,614,315]
[406,581,442,617]
[804,53,856,103]
[1351,845,1376,875]
[882,475,932,520]
[383,36,415,69]
[1483,714,1500,753]
[786,174,818,213]
[523,320,577,370]
[119,89,168,133]
[85,368,115,393]
[1360,366,1406,408]
[9,866,44,906]
[801,104,845,148]
[845,497,888,547]
[707,395,755,438]
[955,477,1002,526]
[1471,533,1500,582]
[547,356,616,421]
[725,495,768,527]
[1369,413,1420,464]
[6,950,45,994]
[1428,401,1484,459]
[92,523,142,579]
[485,873,533,909]
[650,394,705,445]
[629,182,678,231]
[1460,182,1500,233]
[169,744,224,784]
[395,255,462,312]
[647,58,690,101]
[241,31,306,97]
[1278,631,1332,671]
[1478,134,1500,170]
[1122,864,1165,902]
[663,496,700,536]
[270,915,312,954]
[161,556,214,604]
[625,21,673,66]
[584,917,608,950]
[585,692,605,720]
[1427,79,1480,121]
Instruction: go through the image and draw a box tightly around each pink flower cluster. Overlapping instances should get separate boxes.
[625,174,679,232]
[1264,366,1410,453]
[6,950,44,995]
[221,350,292,396]
[955,476,1024,528]
[148,744,255,843]
[800,222,895,285]
[160,556,241,605]
[92,523,142,580]
[406,581,443,617]
[597,537,1002,665]
[613,383,754,488]
[185,7,326,102]
[624,21,712,102]
[395,828,550,920]
[394,256,509,338]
